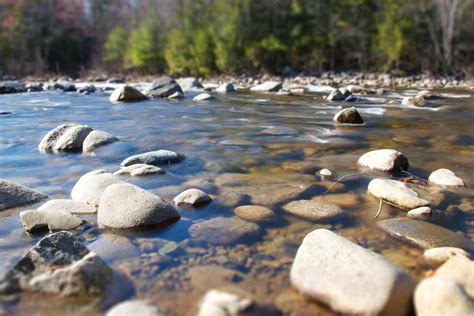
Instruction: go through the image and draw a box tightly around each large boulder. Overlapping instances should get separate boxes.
[282,200,343,221]
[0,231,112,296]
[368,178,430,209]
[121,150,183,167]
[188,217,260,245]
[109,85,147,102]
[98,183,180,229]
[71,170,124,205]
[290,229,415,315]
[0,179,48,211]
[149,76,183,98]
[333,107,365,125]
[82,130,119,152]
[250,81,282,92]
[19,209,83,232]
[38,199,97,214]
[428,169,465,186]
[358,149,409,172]
[39,124,93,152]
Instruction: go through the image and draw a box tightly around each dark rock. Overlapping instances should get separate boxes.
[149,76,183,98]
[333,107,364,124]
[0,179,48,211]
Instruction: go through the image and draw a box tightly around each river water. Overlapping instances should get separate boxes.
[0,85,473,315]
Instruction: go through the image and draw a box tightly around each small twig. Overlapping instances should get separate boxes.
[324,172,365,195]
[401,170,427,184]
[374,198,383,219]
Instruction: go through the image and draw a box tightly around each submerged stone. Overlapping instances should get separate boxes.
[282,200,343,221]
[188,217,260,245]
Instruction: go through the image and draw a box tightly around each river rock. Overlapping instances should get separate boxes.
[358,149,409,172]
[107,300,173,316]
[216,83,235,93]
[173,188,211,206]
[193,93,214,101]
[436,256,474,297]
[423,247,469,265]
[282,200,343,221]
[333,107,365,124]
[0,231,112,296]
[290,229,415,315]
[121,150,183,167]
[82,130,119,152]
[198,289,253,316]
[416,90,442,100]
[407,206,432,218]
[71,170,123,205]
[326,89,345,101]
[178,77,203,91]
[188,217,260,245]
[88,234,141,263]
[261,126,299,135]
[368,179,429,209]
[98,183,180,229]
[109,85,147,102]
[401,96,425,106]
[377,218,474,250]
[19,209,83,232]
[0,179,48,211]
[428,169,465,186]
[114,164,164,176]
[234,205,276,222]
[38,199,96,214]
[39,124,93,152]
[250,81,282,92]
[149,76,183,98]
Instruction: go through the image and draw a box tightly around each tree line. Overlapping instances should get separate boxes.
[0,0,473,77]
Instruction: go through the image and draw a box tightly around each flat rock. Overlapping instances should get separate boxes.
[290,229,415,315]
[358,149,409,172]
[114,164,164,176]
[234,205,276,222]
[109,85,147,102]
[333,107,365,124]
[377,218,474,250]
[407,206,432,218]
[121,150,183,167]
[0,231,112,296]
[98,183,180,229]
[173,188,211,206]
[82,130,118,152]
[428,168,465,186]
[0,179,48,211]
[19,209,83,232]
[188,217,260,245]
[71,170,124,205]
[39,124,93,152]
[250,81,282,92]
[38,198,97,214]
[216,83,235,93]
[198,289,253,316]
[282,200,343,221]
[107,300,173,316]
[368,179,430,209]
[193,93,214,101]
[149,76,183,98]
[423,247,470,265]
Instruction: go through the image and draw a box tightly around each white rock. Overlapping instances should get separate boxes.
[401,96,424,106]
[20,209,83,232]
[114,164,164,176]
[38,199,96,214]
[198,290,253,316]
[407,206,432,218]
[216,83,235,93]
[358,149,409,172]
[429,169,465,186]
[436,256,474,297]
[82,130,118,152]
[368,179,430,209]
[319,168,333,176]
[71,170,123,205]
[121,150,182,167]
[326,89,345,101]
[177,77,203,91]
[423,247,469,265]
[173,188,211,206]
[98,183,180,229]
[0,179,48,211]
[250,81,282,92]
[109,85,147,102]
[167,91,184,99]
[107,300,172,316]
[193,93,214,101]
[39,124,93,152]
[291,229,415,315]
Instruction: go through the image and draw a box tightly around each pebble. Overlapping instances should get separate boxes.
[407,206,432,218]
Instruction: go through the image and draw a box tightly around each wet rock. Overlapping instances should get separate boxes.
[282,200,343,221]
[416,90,442,100]
[428,168,465,187]
[121,150,183,167]
[358,149,409,172]
[281,161,319,174]
[216,83,235,93]
[107,77,124,84]
[109,85,147,102]
[178,77,203,91]
[88,234,140,263]
[0,179,48,211]
[77,85,96,94]
[291,229,415,315]
[261,126,298,135]
[326,89,345,101]
[344,95,357,102]
[98,183,180,229]
[82,130,119,152]
[173,188,211,206]
[19,209,83,232]
[407,206,432,218]
[0,231,112,296]
[114,164,165,177]
[198,289,253,316]
[377,218,474,250]
[368,179,429,209]
[71,170,123,205]
[423,247,469,265]
[312,193,360,208]
[188,217,260,245]
[0,81,25,94]
[167,91,184,99]
[38,124,93,152]
[193,93,214,101]
[250,81,282,92]
[436,255,474,297]
[107,300,173,316]
[401,96,425,106]
[275,90,293,96]
[234,205,276,222]
[149,76,183,98]
[333,107,364,125]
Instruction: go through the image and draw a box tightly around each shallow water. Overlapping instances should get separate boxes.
[0,87,473,315]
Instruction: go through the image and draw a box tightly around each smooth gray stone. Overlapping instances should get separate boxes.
[82,130,118,152]
[188,217,260,245]
[0,179,47,211]
[109,85,147,102]
[149,76,183,98]
[121,150,183,167]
